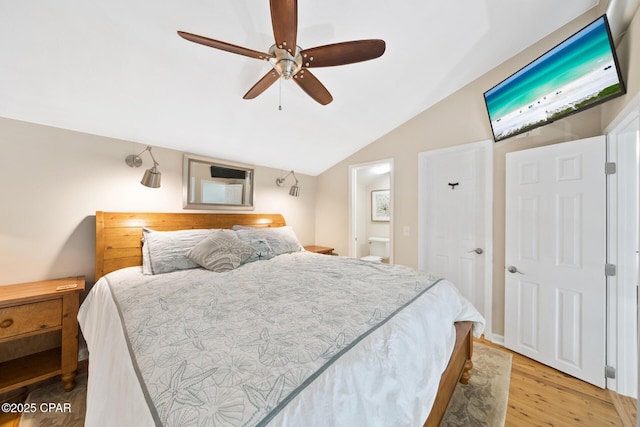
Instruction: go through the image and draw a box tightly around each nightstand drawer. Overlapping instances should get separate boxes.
[0,299,62,339]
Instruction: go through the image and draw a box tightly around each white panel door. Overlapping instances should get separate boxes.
[505,136,606,387]
[419,141,491,319]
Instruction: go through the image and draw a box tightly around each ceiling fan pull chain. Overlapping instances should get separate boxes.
[279,78,283,111]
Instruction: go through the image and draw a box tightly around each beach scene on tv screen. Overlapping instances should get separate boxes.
[485,17,624,141]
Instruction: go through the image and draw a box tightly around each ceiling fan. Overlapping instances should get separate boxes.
[177,0,386,105]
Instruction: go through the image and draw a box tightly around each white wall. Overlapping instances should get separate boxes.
[0,118,316,286]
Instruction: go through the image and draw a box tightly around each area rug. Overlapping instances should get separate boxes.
[19,342,511,427]
[18,373,86,427]
[441,342,513,426]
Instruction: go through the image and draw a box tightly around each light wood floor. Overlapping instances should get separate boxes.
[479,338,637,427]
[1,341,636,427]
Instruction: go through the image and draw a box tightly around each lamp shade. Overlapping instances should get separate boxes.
[289,184,300,197]
[141,167,161,188]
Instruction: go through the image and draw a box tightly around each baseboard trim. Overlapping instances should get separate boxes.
[490,334,505,346]
[608,390,638,427]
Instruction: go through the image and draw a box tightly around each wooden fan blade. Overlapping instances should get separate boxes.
[270,0,297,55]
[177,31,273,60]
[301,40,386,68]
[293,70,333,105]
[243,70,280,99]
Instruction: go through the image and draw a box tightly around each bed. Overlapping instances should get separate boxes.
[79,211,484,427]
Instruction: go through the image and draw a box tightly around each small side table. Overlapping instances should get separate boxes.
[0,276,85,394]
[304,245,335,255]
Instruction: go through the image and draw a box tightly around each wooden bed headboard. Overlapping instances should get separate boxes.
[95,211,287,281]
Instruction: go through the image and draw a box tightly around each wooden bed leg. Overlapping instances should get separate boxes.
[460,359,473,385]
[459,329,474,385]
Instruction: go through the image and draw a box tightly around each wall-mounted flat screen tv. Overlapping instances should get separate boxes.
[484,15,626,142]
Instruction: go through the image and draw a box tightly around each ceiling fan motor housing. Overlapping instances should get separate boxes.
[269,45,303,79]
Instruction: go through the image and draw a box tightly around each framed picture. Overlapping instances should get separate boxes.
[371,189,390,222]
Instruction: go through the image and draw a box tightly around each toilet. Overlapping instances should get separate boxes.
[360,237,390,263]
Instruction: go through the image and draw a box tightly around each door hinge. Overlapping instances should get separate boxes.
[605,162,617,175]
[605,264,617,277]
[605,365,616,379]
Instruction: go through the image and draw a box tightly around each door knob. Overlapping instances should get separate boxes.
[507,265,523,274]
[468,248,483,255]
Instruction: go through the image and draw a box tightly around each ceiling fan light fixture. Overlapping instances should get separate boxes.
[277,59,296,78]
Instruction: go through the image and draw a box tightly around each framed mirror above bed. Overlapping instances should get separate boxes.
[183,154,255,210]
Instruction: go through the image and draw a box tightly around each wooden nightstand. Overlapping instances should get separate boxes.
[304,245,335,255]
[0,276,85,394]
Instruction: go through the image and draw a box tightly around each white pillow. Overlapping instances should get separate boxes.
[186,230,254,272]
[142,227,214,275]
[233,225,304,256]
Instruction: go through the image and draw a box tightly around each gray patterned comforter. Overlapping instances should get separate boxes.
[105,252,452,427]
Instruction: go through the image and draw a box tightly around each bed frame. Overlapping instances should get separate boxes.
[94,211,473,426]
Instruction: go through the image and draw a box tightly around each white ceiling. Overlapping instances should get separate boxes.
[0,1,600,175]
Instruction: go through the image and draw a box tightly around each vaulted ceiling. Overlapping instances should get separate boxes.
[0,1,601,175]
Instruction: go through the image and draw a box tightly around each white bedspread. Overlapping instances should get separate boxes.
[79,253,484,427]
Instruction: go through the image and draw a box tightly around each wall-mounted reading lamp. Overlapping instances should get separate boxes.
[276,170,300,197]
[125,146,161,188]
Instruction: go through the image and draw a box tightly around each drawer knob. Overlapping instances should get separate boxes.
[0,318,14,328]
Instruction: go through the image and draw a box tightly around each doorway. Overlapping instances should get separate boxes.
[349,159,394,263]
